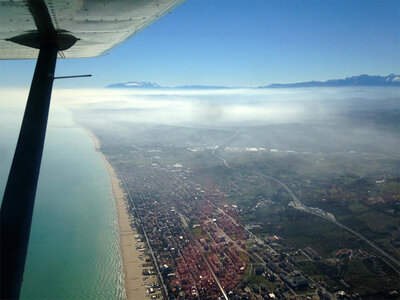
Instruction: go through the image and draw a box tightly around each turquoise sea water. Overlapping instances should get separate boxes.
[0,105,124,299]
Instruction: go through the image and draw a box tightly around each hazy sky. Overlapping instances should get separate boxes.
[0,0,399,88]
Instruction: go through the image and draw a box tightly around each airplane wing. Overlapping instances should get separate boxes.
[0,1,185,298]
[0,0,185,59]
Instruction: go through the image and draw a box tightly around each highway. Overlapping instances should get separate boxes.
[211,134,400,274]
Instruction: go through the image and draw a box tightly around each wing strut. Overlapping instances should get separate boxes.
[0,0,78,297]
[0,42,58,299]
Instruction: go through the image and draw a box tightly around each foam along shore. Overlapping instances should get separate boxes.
[82,128,156,300]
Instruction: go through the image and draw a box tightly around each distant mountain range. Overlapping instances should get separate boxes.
[106,81,231,90]
[260,74,400,88]
[107,74,400,89]
[107,81,160,89]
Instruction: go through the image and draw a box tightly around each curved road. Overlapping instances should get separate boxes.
[211,134,400,274]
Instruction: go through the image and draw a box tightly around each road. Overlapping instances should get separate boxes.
[186,217,229,300]
[211,134,400,274]
[111,162,170,298]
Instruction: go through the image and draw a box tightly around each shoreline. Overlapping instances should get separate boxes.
[81,127,149,300]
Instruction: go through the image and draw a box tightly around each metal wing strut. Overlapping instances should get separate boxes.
[0,1,75,298]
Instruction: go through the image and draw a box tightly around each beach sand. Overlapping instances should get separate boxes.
[83,128,150,300]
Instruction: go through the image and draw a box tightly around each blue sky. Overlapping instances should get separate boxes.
[0,0,399,88]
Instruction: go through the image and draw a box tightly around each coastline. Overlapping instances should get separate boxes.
[81,127,149,300]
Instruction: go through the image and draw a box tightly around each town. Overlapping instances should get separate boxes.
[66,87,400,300]
[83,119,400,300]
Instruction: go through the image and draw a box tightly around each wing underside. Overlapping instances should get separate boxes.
[0,0,184,59]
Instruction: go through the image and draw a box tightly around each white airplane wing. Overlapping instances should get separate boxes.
[0,0,185,59]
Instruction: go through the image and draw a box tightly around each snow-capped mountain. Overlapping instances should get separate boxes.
[259,74,400,88]
[107,74,400,90]
[107,81,160,88]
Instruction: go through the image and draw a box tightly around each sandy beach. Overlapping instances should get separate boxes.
[82,128,152,300]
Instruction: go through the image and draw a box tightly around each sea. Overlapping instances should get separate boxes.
[0,103,125,299]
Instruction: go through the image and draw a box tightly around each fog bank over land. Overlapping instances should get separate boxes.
[63,87,396,125]
[1,86,397,154]
[66,87,399,155]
